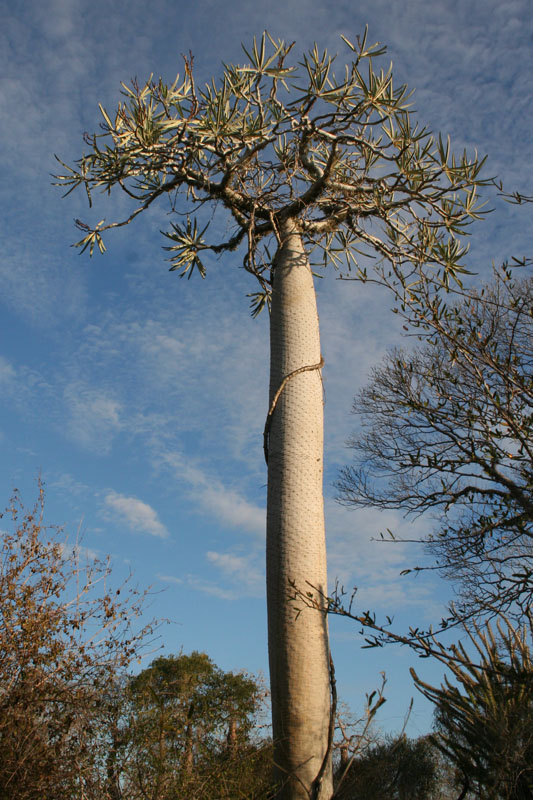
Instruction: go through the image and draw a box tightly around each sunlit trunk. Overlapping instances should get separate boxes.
[266,220,332,799]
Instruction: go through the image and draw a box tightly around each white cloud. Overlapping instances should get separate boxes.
[59,541,100,563]
[158,566,253,600]
[50,472,91,497]
[0,356,15,386]
[199,486,265,536]
[206,551,264,596]
[324,500,442,620]
[157,574,183,585]
[0,252,88,329]
[160,450,265,536]
[104,491,168,538]
[64,384,123,453]
[183,574,237,601]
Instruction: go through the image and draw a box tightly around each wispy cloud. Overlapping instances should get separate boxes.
[199,486,265,536]
[325,500,441,620]
[318,277,404,462]
[159,450,265,537]
[104,491,168,538]
[49,472,92,497]
[157,574,183,585]
[206,551,264,596]
[157,571,235,599]
[64,384,123,454]
[182,574,238,601]
[0,250,88,329]
[59,541,100,563]
[169,555,264,600]
[0,357,16,387]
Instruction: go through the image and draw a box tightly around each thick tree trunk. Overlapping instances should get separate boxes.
[267,220,332,799]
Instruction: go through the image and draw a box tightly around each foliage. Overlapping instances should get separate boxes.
[0,488,271,799]
[337,266,533,622]
[412,614,533,799]
[123,652,269,799]
[0,486,155,800]
[55,29,490,312]
[333,734,441,800]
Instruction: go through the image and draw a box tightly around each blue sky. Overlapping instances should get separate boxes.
[1,0,532,738]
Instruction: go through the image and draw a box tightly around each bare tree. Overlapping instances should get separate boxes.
[337,267,533,623]
[0,486,156,799]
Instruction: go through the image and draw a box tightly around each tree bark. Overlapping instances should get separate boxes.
[267,220,332,799]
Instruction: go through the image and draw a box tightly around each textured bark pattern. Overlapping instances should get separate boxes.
[267,222,332,799]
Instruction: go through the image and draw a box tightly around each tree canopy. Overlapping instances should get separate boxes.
[56,29,489,311]
[125,652,268,799]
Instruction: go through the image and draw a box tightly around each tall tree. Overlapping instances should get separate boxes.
[337,267,533,623]
[125,652,265,799]
[56,31,489,798]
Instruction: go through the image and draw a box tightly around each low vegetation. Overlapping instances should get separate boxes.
[2,487,532,799]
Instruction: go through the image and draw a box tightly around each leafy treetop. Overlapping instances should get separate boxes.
[55,29,490,315]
